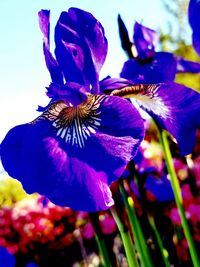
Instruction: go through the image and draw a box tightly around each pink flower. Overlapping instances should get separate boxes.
[169,208,181,225]
[99,213,117,235]
[82,222,94,239]
[187,204,200,224]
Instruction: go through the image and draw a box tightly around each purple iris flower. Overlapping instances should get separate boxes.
[145,174,174,202]
[118,17,200,83]
[188,0,200,56]
[119,19,177,83]
[0,247,15,267]
[39,8,107,95]
[111,16,200,155]
[0,8,144,212]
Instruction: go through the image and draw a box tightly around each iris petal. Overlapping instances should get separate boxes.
[176,57,200,73]
[55,8,108,92]
[1,95,144,211]
[121,52,177,83]
[0,124,30,179]
[100,77,135,94]
[134,22,159,60]
[113,82,200,155]
[117,15,133,58]
[38,10,50,47]
[192,32,200,56]
[67,8,108,74]
[38,10,64,85]
[188,0,200,56]
[145,174,174,202]
[0,247,15,267]
[46,82,88,105]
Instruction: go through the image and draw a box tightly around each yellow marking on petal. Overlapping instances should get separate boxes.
[110,84,160,98]
[110,84,145,98]
[111,84,169,119]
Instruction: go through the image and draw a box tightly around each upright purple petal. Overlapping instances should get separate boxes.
[38,10,64,85]
[133,22,159,60]
[188,0,200,56]
[38,10,50,47]
[54,8,108,93]
[121,52,177,83]
[1,95,144,211]
[118,15,133,58]
[68,8,108,73]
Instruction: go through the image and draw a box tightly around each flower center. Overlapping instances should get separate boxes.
[38,94,106,148]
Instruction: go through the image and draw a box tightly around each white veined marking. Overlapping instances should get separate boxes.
[45,95,106,148]
[111,84,170,119]
[135,94,170,119]
[136,85,170,119]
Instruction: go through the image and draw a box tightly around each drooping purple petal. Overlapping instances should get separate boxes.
[0,124,30,179]
[38,10,64,85]
[114,82,200,155]
[133,22,159,60]
[1,95,144,211]
[176,56,200,73]
[121,52,177,83]
[54,8,108,93]
[188,0,200,56]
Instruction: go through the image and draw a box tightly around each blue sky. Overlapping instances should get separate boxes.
[0,0,170,142]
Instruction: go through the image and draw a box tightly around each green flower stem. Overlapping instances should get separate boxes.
[94,233,112,267]
[119,184,154,267]
[110,206,140,267]
[148,215,171,267]
[159,129,200,267]
[89,213,112,267]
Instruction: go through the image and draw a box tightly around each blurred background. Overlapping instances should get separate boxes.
[1,1,200,266]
